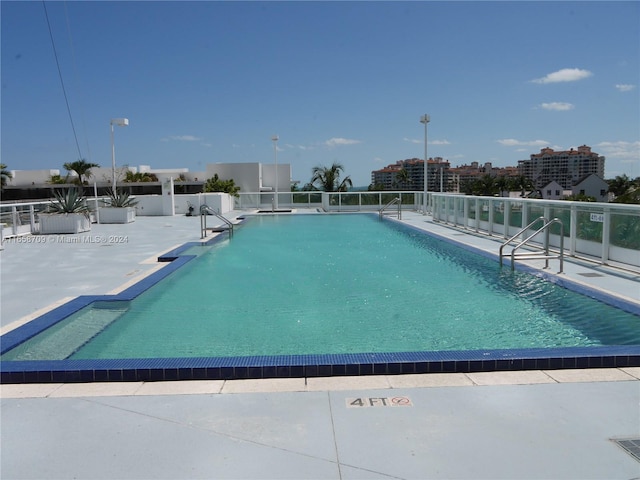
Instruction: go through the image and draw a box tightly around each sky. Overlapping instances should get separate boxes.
[2,1,639,187]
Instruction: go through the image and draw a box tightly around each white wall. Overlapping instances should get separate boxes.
[135,193,234,216]
[262,163,292,193]
[204,162,291,193]
[9,169,62,186]
[205,163,261,192]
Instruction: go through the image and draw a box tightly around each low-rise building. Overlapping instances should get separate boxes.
[572,173,609,202]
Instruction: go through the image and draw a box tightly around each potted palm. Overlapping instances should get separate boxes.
[39,188,92,234]
[98,188,138,224]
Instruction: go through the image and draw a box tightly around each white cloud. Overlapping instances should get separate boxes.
[162,135,202,142]
[596,141,640,163]
[497,139,549,147]
[615,84,635,92]
[531,68,593,84]
[286,144,311,151]
[403,137,450,145]
[540,102,575,111]
[324,137,361,147]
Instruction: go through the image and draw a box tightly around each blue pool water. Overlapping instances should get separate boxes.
[4,214,639,362]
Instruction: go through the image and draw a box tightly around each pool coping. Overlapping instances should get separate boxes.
[2,213,639,384]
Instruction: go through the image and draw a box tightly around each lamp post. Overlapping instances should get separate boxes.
[271,135,279,210]
[110,118,129,191]
[420,114,430,214]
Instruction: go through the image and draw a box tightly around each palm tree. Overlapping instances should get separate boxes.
[310,162,353,192]
[63,159,100,189]
[475,174,499,196]
[393,168,411,190]
[510,175,534,198]
[607,174,632,198]
[495,176,510,197]
[123,171,158,183]
[1,163,12,189]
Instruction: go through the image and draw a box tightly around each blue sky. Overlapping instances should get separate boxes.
[2,1,638,187]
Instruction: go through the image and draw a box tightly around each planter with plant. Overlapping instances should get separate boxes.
[39,188,92,234]
[98,189,138,224]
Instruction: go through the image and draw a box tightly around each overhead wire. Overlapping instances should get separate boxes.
[42,0,83,161]
[63,0,92,163]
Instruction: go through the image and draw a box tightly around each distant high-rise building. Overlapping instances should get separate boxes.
[518,145,605,190]
[371,158,451,191]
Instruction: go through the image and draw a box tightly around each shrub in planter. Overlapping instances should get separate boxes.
[98,189,138,224]
[39,188,92,234]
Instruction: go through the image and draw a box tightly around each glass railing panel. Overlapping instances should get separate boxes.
[360,193,380,206]
[509,201,523,228]
[492,200,504,226]
[610,210,640,250]
[478,199,490,222]
[400,193,415,205]
[549,205,571,236]
[576,206,603,243]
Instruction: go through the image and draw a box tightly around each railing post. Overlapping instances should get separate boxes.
[474,198,480,232]
[29,205,36,234]
[11,207,18,236]
[569,204,577,256]
[503,200,511,239]
[488,198,494,236]
[602,207,610,264]
[463,197,469,230]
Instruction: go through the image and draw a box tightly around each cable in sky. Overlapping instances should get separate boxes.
[42,0,83,161]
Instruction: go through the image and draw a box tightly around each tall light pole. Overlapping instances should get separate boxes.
[420,114,430,214]
[271,135,279,210]
[110,118,129,191]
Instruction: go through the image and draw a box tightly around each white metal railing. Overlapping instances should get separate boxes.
[432,193,640,269]
[4,192,639,271]
[234,191,429,213]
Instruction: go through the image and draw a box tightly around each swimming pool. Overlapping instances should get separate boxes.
[2,214,639,383]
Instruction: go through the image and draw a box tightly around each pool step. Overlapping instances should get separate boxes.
[0,304,129,361]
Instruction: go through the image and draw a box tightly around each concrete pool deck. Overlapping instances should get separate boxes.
[1,210,639,479]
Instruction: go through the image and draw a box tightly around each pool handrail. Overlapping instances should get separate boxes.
[200,204,234,239]
[500,217,565,273]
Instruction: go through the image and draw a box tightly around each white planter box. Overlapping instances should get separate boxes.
[39,213,91,234]
[98,207,136,224]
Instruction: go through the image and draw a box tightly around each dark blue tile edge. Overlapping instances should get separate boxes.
[2,346,639,384]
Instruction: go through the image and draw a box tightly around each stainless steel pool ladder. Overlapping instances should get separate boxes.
[499,216,564,273]
[379,197,402,220]
[200,204,234,239]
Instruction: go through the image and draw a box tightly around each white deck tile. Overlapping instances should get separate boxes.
[305,375,391,391]
[620,366,640,379]
[0,383,64,398]
[134,380,224,396]
[221,378,306,394]
[50,382,144,397]
[466,370,556,386]
[543,368,637,383]
[387,372,474,388]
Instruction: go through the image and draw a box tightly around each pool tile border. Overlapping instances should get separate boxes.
[2,346,639,384]
[1,214,639,384]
